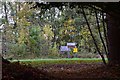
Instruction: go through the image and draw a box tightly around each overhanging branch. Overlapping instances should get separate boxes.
[94,10,108,57]
[81,5,107,65]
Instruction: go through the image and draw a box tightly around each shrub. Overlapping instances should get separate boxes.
[78,53,97,58]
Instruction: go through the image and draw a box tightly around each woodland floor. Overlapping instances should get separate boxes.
[2,61,120,80]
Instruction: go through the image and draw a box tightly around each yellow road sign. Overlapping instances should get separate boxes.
[73,48,78,53]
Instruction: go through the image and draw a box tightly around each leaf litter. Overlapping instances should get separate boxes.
[2,61,120,80]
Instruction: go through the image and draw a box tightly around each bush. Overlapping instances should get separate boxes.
[5,43,27,59]
[47,49,60,59]
[78,53,97,58]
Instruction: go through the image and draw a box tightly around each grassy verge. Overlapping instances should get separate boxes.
[11,58,108,67]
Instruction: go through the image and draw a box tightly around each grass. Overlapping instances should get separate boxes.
[11,58,108,67]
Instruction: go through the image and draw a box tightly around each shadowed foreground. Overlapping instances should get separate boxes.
[2,61,120,80]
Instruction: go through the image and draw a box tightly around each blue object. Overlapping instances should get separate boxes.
[60,46,71,52]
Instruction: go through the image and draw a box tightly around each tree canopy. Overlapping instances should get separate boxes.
[1,2,120,65]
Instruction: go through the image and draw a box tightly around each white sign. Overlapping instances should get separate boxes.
[67,43,76,46]
[60,46,71,52]
[67,43,76,48]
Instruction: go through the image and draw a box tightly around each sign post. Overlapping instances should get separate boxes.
[59,42,78,58]
[73,47,78,53]
[60,46,71,58]
[73,47,78,58]
[67,43,76,48]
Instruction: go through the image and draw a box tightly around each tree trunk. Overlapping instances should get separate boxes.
[106,12,120,65]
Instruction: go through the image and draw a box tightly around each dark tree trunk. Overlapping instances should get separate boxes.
[106,12,120,65]
[2,57,10,64]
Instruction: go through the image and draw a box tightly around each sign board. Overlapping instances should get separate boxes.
[73,48,78,53]
[67,43,76,48]
[60,46,71,52]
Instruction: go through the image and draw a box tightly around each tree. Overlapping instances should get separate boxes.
[2,2,120,65]
[106,11,120,65]
[33,2,120,65]
[90,3,120,65]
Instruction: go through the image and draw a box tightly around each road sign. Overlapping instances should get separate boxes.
[73,48,78,53]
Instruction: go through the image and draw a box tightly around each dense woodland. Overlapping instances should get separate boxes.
[1,2,108,59]
[1,2,120,80]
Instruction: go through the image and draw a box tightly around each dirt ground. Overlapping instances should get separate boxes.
[2,62,120,80]
[39,63,120,79]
